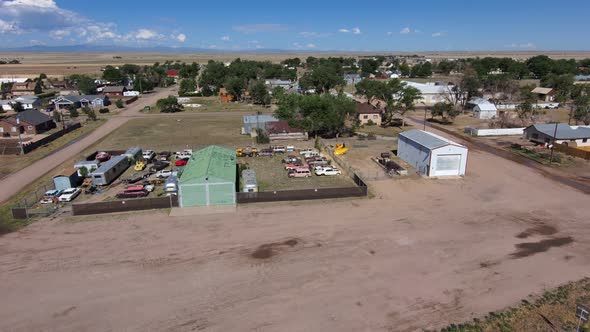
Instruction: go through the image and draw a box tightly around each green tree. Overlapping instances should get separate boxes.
[13,102,25,112]
[79,166,89,178]
[541,74,575,103]
[133,76,155,93]
[573,95,590,125]
[299,65,345,94]
[436,60,456,75]
[275,94,356,137]
[399,62,410,77]
[179,78,197,96]
[430,102,460,123]
[358,59,380,77]
[271,86,285,101]
[179,62,200,79]
[249,81,271,105]
[458,68,482,107]
[225,77,246,100]
[52,110,62,123]
[86,108,97,121]
[102,66,123,83]
[156,96,184,113]
[199,60,227,90]
[526,55,554,78]
[70,75,97,94]
[115,99,124,108]
[69,107,79,118]
[282,58,302,68]
[120,64,140,76]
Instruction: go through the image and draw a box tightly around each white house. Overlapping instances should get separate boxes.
[14,95,41,110]
[402,81,456,106]
[0,100,13,111]
[523,123,590,147]
[467,98,497,119]
[398,129,468,177]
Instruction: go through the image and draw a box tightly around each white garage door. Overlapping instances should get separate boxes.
[434,154,461,176]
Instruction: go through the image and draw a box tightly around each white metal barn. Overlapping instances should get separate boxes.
[473,103,497,119]
[398,130,468,177]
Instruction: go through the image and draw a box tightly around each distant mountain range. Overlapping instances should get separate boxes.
[0,44,334,54]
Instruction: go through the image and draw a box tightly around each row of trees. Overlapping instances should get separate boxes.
[354,79,422,126]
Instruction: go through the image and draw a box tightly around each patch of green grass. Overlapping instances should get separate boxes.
[437,278,590,332]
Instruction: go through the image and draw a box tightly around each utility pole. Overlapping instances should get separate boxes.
[16,116,24,155]
[549,122,559,163]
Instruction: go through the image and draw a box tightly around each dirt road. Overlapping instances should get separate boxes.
[0,87,176,203]
[0,125,589,331]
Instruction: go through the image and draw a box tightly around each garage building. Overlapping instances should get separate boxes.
[178,145,237,207]
[398,129,468,177]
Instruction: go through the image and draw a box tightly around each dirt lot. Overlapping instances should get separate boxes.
[242,154,354,191]
[2,120,590,331]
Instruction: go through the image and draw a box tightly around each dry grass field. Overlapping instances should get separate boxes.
[2,51,590,78]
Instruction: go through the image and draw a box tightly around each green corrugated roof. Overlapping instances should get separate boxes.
[179,145,236,184]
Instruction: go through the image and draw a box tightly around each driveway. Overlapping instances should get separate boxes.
[0,87,176,204]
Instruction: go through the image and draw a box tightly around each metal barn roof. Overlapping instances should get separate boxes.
[399,129,465,150]
[528,123,590,140]
[179,145,236,184]
[92,155,127,175]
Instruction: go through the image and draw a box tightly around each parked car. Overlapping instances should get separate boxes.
[236,146,258,157]
[116,189,149,199]
[285,161,306,171]
[156,170,173,178]
[43,189,62,199]
[258,148,274,157]
[58,188,81,202]
[288,168,312,178]
[286,145,295,152]
[174,149,193,157]
[95,151,111,162]
[144,184,155,192]
[158,151,172,161]
[271,146,286,154]
[39,191,60,204]
[282,155,299,164]
[315,166,342,176]
[175,159,188,166]
[150,161,170,172]
[142,150,156,161]
[300,149,320,158]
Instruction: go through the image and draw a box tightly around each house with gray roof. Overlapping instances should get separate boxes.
[242,114,280,135]
[524,123,590,147]
[53,95,109,110]
[398,129,468,177]
[0,109,55,137]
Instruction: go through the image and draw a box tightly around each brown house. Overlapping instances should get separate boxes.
[356,102,383,126]
[0,109,55,137]
[11,81,38,96]
[531,87,555,102]
[102,86,127,96]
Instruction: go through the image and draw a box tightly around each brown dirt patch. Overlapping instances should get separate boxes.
[510,237,574,259]
[251,238,300,260]
[516,225,559,239]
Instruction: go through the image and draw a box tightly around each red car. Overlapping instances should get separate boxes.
[175,159,188,166]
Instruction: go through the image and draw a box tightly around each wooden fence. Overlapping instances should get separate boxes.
[71,196,179,216]
[554,143,590,161]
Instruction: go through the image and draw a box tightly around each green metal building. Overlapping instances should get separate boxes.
[178,145,237,207]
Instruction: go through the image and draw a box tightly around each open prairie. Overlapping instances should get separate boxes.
[2,51,590,78]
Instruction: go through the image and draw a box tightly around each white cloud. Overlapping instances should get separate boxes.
[339,27,361,34]
[432,31,447,37]
[386,31,393,36]
[0,0,85,33]
[232,23,287,34]
[299,31,331,38]
[175,33,186,42]
[509,42,536,49]
[133,28,162,40]
[49,28,70,39]
[400,27,411,34]
[306,43,316,48]
[0,19,16,33]
[221,35,230,41]
[293,42,316,49]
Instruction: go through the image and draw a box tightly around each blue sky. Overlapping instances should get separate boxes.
[0,0,588,51]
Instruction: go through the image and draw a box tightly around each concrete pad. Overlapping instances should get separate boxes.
[169,205,237,217]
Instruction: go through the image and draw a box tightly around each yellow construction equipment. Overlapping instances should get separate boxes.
[134,160,146,171]
[334,144,349,155]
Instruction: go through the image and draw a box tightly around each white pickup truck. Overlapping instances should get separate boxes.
[314,166,342,176]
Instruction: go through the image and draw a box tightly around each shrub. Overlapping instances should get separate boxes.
[366,119,375,126]
[255,128,270,144]
[99,108,110,114]
[115,99,124,108]
[69,108,79,118]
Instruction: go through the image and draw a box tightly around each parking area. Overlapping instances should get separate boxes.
[240,153,355,191]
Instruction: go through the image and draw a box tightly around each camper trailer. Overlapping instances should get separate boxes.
[242,169,258,193]
[123,147,143,162]
[74,160,101,177]
[90,155,130,186]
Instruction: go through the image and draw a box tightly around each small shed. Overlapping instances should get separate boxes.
[123,147,143,161]
[241,169,258,193]
[53,169,83,191]
[398,129,468,177]
[531,87,555,102]
[473,103,497,119]
[178,146,237,207]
